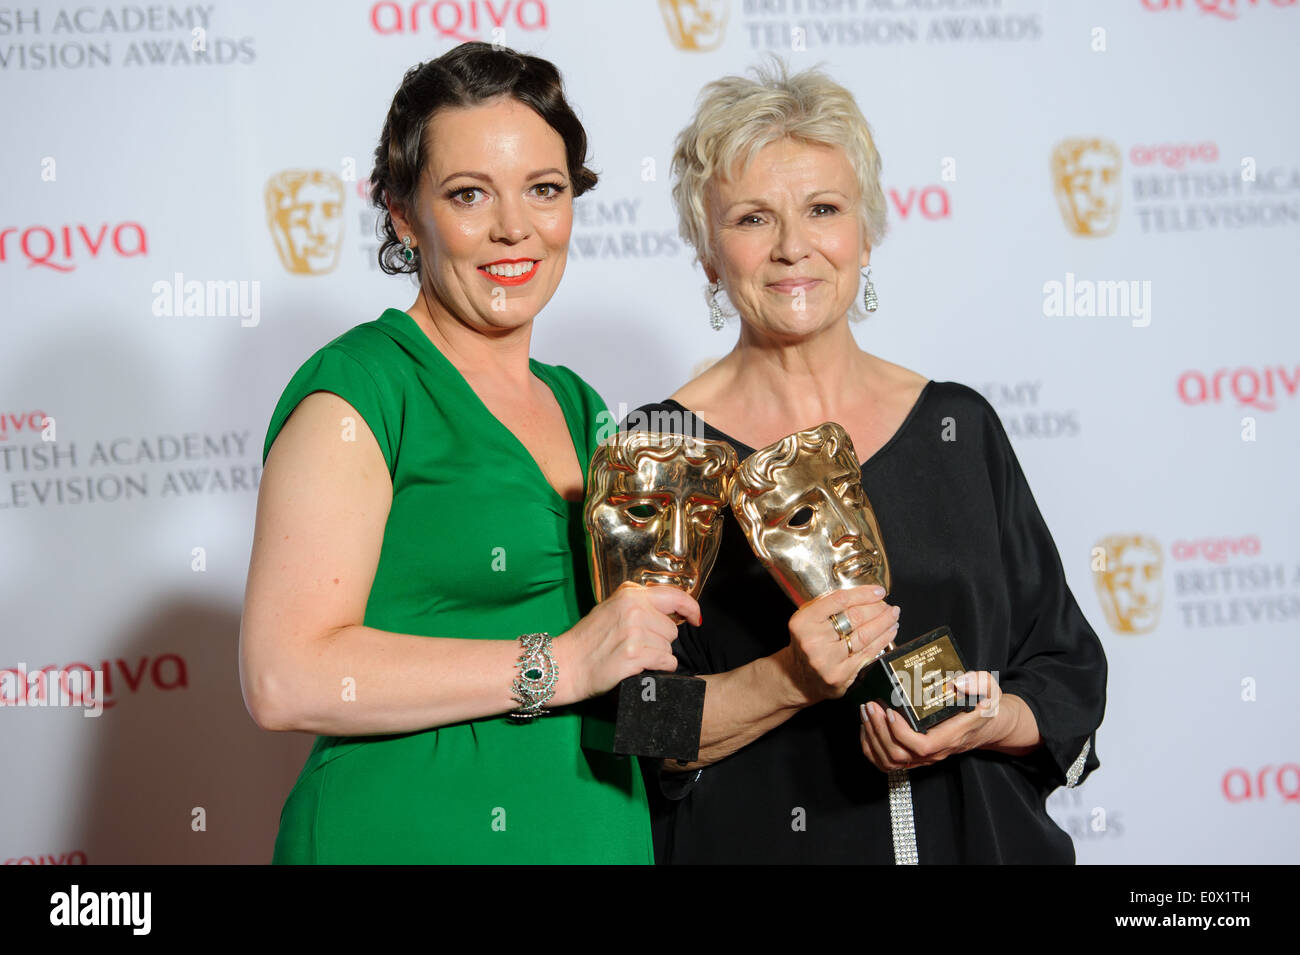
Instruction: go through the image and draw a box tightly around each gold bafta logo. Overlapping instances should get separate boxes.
[659,0,728,51]
[1093,534,1163,634]
[265,170,345,275]
[1051,138,1122,237]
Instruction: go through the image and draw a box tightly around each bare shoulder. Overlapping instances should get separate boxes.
[265,391,390,489]
[256,391,392,569]
[865,353,930,404]
[667,353,732,412]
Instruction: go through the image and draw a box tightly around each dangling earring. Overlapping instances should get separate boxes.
[861,267,878,312]
[401,235,415,264]
[707,281,725,331]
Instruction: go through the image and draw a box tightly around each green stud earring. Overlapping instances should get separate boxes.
[401,235,415,264]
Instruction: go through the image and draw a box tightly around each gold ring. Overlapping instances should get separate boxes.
[845,636,854,655]
[830,611,853,639]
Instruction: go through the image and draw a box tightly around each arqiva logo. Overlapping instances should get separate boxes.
[1222,764,1300,803]
[1129,141,1218,169]
[4,851,88,865]
[889,186,950,221]
[0,223,147,272]
[369,0,549,39]
[1171,535,1260,563]
[0,411,50,441]
[1142,0,1296,19]
[1177,365,1300,411]
[0,656,188,709]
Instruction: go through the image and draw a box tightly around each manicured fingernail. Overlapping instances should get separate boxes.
[871,586,886,597]
[891,605,901,618]
[859,704,868,721]
[953,673,970,691]
[885,709,896,724]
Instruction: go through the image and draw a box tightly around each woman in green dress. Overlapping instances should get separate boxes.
[238,43,697,864]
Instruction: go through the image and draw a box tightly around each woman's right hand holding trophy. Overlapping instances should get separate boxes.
[782,586,900,705]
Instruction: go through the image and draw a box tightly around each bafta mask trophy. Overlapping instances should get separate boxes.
[264,169,345,275]
[730,422,975,732]
[1092,533,1163,634]
[1051,138,1122,238]
[580,430,738,761]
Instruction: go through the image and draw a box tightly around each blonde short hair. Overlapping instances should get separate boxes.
[670,57,888,274]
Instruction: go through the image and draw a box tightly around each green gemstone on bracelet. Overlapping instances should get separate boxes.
[524,667,543,680]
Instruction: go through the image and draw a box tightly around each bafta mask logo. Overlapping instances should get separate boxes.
[659,0,728,51]
[731,422,890,605]
[1093,534,1163,634]
[585,431,737,607]
[265,169,345,274]
[1052,138,1122,237]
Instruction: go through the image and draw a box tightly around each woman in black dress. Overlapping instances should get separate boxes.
[635,60,1108,864]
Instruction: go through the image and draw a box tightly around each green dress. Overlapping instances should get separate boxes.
[263,308,650,864]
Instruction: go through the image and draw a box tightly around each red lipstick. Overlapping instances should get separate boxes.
[479,258,539,286]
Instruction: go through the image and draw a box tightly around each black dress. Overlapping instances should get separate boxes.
[632,381,1108,864]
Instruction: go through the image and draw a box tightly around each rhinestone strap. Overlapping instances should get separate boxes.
[1065,739,1091,788]
[887,769,919,865]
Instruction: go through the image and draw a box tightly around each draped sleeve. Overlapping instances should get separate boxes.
[979,396,1107,789]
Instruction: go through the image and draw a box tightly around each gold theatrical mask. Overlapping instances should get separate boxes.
[1051,138,1122,237]
[585,430,738,610]
[731,422,973,734]
[1093,533,1163,634]
[729,422,890,606]
[265,169,345,275]
[580,430,735,762]
[658,0,729,51]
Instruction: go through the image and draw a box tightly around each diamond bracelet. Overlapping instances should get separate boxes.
[510,632,558,720]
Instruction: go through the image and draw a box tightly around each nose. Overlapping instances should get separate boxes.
[821,493,855,546]
[772,215,810,264]
[306,203,326,238]
[654,505,689,566]
[490,193,531,244]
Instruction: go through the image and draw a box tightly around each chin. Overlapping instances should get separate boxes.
[476,305,542,330]
[756,316,844,342]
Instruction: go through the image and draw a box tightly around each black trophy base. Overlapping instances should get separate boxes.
[580,671,706,762]
[846,626,976,732]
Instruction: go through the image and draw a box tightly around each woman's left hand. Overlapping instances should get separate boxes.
[858,671,1018,771]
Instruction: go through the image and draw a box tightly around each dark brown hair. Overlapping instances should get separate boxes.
[370,42,598,275]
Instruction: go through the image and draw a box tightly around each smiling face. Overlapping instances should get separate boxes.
[389,97,573,331]
[585,432,737,605]
[704,138,870,340]
[731,422,890,605]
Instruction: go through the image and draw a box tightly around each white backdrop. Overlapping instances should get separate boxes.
[2,0,1297,864]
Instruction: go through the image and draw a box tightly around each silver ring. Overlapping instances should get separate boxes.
[830,611,854,639]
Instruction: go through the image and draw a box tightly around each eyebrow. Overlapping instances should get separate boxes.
[722,189,850,214]
[438,168,568,187]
